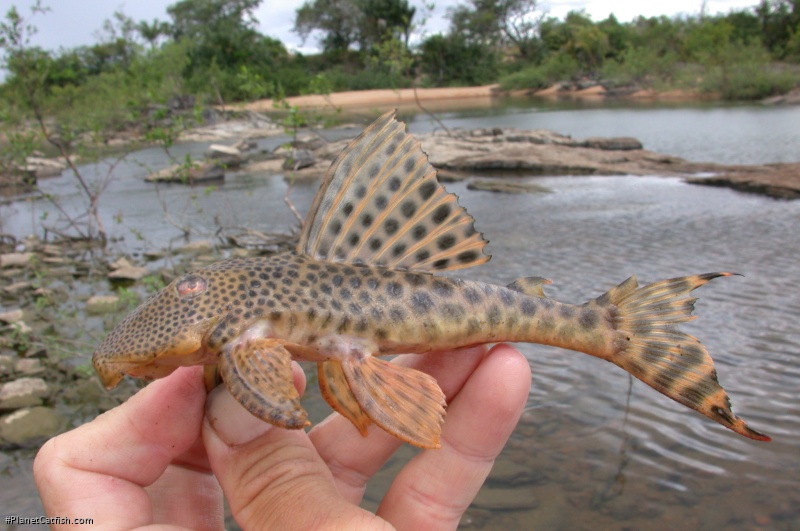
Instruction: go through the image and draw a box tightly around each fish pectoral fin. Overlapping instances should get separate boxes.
[318,361,372,436]
[341,356,446,449]
[219,338,309,429]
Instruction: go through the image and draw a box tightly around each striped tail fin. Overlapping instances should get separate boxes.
[598,273,770,441]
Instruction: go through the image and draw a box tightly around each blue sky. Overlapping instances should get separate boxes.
[6,0,761,54]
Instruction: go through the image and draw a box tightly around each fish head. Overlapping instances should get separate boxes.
[92,271,220,389]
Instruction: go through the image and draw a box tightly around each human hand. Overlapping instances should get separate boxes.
[34,344,531,530]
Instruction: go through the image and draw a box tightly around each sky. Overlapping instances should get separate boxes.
[6,0,761,55]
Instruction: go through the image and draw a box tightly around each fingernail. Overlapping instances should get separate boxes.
[205,386,273,446]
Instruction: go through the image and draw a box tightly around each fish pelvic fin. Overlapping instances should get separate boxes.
[341,356,446,448]
[219,339,309,429]
[318,361,372,436]
[599,273,770,442]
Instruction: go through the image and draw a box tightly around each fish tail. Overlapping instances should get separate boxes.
[596,273,770,441]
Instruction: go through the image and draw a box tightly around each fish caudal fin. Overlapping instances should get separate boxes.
[600,273,770,442]
[219,339,309,429]
[342,357,446,448]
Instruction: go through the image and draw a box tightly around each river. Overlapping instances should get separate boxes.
[2,100,799,530]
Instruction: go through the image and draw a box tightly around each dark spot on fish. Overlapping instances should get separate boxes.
[343,203,354,216]
[419,180,436,200]
[332,275,343,287]
[369,163,380,179]
[432,280,453,297]
[500,289,515,307]
[405,158,416,173]
[437,235,456,251]
[385,218,399,235]
[375,195,388,209]
[416,250,430,262]
[521,299,537,317]
[361,214,373,228]
[375,328,388,340]
[457,251,478,264]
[579,309,598,329]
[370,238,382,251]
[442,303,465,322]
[392,243,407,257]
[368,279,379,290]
[412,225,427,240]
[348,233,360,247]
[389,176,402,191]
[320,284,332,295]
[464,287,482,305]
[386,282,403,298]
[487,306,502,327]
[329,220,342,235]
[390,306,406,322]
[432,204,451,225]
[359,291,371,304]
[401,201,417,218]
[349,277,361,289]
[411,292,434,313]
[559,306,574,319]
[355,185,367,199]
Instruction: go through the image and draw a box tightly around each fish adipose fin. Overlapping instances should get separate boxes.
[318,361,372,435]
[341,356,446,448]
[219,339,309,429]
[296,110,490,272]
[599,273,770,441]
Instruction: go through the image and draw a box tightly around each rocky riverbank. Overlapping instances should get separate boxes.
[230,123,799,200]
[0,233,297,448]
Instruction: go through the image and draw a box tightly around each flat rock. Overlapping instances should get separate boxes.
[0,253,34,268]
[14,358,44,376]
[86,295,120,314]
[146,161,225,183]
[0,309,24,324]
[178,240,214,254]
[467,178,552,194]
[282,149,316,170]
[0,377,49,410]
[2,281,33,295]
[108,265,149,281]
[579,137,643,150]
[208,144,242,157]
[0,355,14,376]
[0,406,62,446]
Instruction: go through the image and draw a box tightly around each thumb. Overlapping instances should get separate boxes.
[202,367,373,530]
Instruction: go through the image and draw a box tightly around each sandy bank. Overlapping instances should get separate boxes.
[238,85,504,113]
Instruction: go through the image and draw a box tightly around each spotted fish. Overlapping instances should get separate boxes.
[93,111,770,447]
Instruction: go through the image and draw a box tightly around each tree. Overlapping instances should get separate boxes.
[294,0,362,54]
[294,0,416,55]
[448,0,544,60]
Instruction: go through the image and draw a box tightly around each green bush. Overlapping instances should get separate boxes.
[499,53,581,90]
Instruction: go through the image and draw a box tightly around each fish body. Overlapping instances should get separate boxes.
[93,111,770,447]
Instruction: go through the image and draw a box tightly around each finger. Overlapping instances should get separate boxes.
[34,366,213,530]
[203,362,385,530]
[309,345,489,504]
[377,344,531,529]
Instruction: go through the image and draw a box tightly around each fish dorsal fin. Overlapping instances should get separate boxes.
[297,110,490,272]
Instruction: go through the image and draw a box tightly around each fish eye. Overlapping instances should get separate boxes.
[176,274,208,299]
